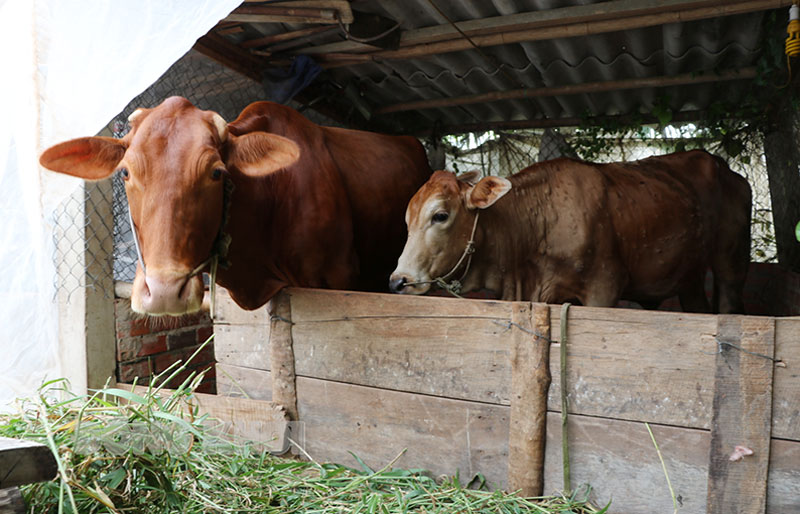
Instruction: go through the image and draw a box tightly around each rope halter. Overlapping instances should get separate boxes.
[125,176,234,319]
[406,210,480,298]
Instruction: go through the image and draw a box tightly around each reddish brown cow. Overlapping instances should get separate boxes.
[40,96,432,315]
[390,150,751,313]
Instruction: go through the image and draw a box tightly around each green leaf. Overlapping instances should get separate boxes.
[795,221,800,242]
[100,467,126,489]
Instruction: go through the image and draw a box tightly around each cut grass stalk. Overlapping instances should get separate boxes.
[645,422,678,514]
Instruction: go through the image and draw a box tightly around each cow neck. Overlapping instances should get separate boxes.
[125,177,234,314]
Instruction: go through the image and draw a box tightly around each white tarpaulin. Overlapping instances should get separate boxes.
[0,0,241,409]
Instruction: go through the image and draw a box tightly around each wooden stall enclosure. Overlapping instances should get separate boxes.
[214,288,800,513]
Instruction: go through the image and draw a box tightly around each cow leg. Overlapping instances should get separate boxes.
[714,279,746,314]
[678,277,712,313]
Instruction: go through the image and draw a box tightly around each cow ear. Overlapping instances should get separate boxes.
[226,132,300,177]
[466,176,512,209]
[456,170,482,186]
[39,137,126,180]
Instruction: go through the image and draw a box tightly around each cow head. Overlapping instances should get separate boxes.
[389,170,511,294]
[40,96,300,316]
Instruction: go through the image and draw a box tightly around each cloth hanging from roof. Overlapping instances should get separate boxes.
[262,55,322,104]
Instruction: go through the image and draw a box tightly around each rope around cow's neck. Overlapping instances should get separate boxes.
[407,211,480,298]
[124,176,234,319]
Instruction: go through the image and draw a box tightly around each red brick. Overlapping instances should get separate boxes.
[118,359,151,383]
[117,339,141,362]
[168,330,197,350]
[138,334,168,357]
[154,349,191,374]
[197,326,214,345]
[129,318,152,337]
[196,364,216,380]
[190,346,216,367]
[194,380,216,394]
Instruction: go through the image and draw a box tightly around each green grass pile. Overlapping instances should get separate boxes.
[0,359,605,513]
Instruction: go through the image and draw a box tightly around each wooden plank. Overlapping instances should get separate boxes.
[0,437,57,489]
[706,316,775,514]
[544,416,710,513]
[547,305,720,429]
[225,1,353,24]
[216,362,272,401]
[767,438,800,513]
[288,288,513,322]
[131,386,288,453]
[773,318,800,441]
[214,324,271,370]
[269,291,298,420]
[0,488,25,514]
[294,374,511,488]
[214,288,271,325]
[508,303,550,496]
[291,316,512,404]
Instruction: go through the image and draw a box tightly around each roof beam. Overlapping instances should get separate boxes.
[375,68,757,115]
[242,26,337,49]
[301,0,723,56]
[225,1,353,25]
[432,110,707,136]
[308,0,792,67]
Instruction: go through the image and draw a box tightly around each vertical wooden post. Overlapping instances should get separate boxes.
[508,302,551,496]
[706,315,775,514]
[56,179,117,394]
[268,289,298,421]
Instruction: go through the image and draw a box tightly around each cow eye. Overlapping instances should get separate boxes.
[212,168,225,180]
[432,211,449,224]
[118,167,130,180]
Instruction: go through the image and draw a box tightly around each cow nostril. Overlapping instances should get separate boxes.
[389,276,408,293]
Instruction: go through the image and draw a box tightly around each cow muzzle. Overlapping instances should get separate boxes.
[388,272,430,295]
[131,269,205,316]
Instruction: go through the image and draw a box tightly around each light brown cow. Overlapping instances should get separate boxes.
[40,96,432,315]
[390,150,751,313]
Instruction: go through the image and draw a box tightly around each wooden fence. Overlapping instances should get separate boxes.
[214,288,800,513]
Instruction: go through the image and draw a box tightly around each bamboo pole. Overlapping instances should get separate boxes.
[426,110,705,136]
[301,0,778,56]
[376,68,756,115]
[242,26,337,49]
[316,0,792,68]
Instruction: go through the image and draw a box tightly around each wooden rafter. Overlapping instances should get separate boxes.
[225,1,353,25]
[375,68,757,115]
[300,0,792,67]
[431,110,707,136]
[241,26,337,49]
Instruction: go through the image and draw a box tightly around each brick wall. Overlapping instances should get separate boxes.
[115,298,216,393]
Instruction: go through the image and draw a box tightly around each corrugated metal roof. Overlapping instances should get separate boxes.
[213,0,790,134]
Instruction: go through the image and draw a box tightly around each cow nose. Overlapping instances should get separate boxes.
[138,273,195,315]
[389,275,408,293]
